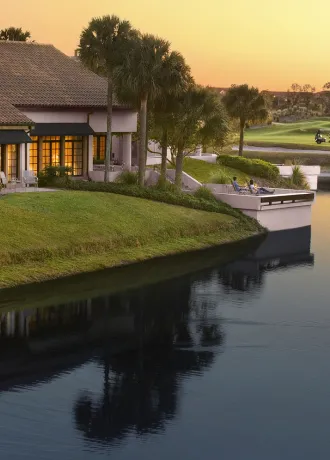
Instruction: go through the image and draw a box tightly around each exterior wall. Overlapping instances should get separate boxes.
[88,170,122,182]
[90,111,137,133]
[145,169,160,186]
[88,169,159,184]
[243,206,312,231]
[88,136,93,172]
[276,165,321,191]
[166,170,202,190]
[146,155,161,166]
[205,183,315,231]
[21,109,138,134]
[21,108,137,174]
[19,144,25,179]
[188,154,217,164]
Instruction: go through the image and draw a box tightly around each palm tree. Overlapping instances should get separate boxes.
[152,52,192,180]
[78,16,137,182]
[0,27,31,41]
[222,84,268,156]
[116,34,178,186]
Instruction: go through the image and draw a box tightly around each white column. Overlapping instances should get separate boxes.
[26,143,31,171]
[122,133,132,170]
[88,135,94,173]
[19,143,25,180]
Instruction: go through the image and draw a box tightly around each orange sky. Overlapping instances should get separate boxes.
[2,0,330,90]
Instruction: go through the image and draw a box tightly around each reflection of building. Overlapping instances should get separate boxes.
[0,227,316,451]
[0,275,224,450]
[193,227,314,293]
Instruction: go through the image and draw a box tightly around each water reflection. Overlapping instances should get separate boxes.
[0,226,314,458]
[217,226,314,291]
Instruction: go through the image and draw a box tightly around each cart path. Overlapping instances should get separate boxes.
[232,145,330,155]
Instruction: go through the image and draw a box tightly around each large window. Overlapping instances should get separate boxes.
[65,136,83,176]
[29,136,38,174]
[7,144,19,180]
[93,135,106,161]
[42,136,60,169]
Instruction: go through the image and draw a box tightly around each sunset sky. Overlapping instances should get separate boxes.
[2,0,330,90]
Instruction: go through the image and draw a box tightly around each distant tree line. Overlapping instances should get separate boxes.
[0,27,32,41]
[272,83,330,121]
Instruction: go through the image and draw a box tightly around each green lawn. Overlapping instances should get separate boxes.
[0,191,260,288]
[182,158,248,184]
[244,118,330,149]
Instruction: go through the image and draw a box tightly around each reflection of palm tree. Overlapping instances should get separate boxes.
[74,344,216,445]
[198,323,224,347]
[73,284,222,449]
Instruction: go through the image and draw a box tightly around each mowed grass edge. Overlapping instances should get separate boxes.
[0,191,261,287]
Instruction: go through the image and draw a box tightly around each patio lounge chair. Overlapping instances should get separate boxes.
[23,170,38,188]
[0,171,8,188]
[231,180,249,195]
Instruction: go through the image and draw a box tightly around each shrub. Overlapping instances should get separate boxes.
[291,165,308,188]
[38,165,72,186]
[210,171,231,184]
[217,155,279,179]
[93,159,105,165]
[154,177,178,193]
[194,186,217,202]
[115,171,138,185]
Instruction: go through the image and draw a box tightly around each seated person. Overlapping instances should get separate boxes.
[232,176,248,192]
[248,179,275,195]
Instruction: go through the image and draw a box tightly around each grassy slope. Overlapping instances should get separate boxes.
[182,157,308,189]
[182,158,248,183]
[244,119,330,149]
[0,191,260,288]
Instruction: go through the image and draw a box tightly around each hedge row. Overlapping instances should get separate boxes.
[55,179,262,231]
[217,155,279,179]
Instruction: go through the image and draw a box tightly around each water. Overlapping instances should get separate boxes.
[0,194,329,459]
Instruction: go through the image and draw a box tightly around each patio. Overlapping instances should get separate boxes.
[0,186,58,195]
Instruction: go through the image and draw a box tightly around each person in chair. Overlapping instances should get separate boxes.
[248,179,275,195]
[232,177,248,192]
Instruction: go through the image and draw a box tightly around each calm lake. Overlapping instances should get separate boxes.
[0,193,329,460]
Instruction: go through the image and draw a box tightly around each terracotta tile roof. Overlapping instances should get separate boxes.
[0,42,115,109]
[0,97,34,125]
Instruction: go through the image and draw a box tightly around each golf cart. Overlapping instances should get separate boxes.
[315,130,327,144]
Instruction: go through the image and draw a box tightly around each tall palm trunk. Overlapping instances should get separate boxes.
[160,129,168,180]
[175,146,184,189]
[238,118,245,157]
[139,96,148,186]
[105,76,113,182]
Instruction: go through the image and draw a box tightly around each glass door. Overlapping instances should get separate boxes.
[7,144,19,180]
[42,136,60,169]
[65,136,83,176]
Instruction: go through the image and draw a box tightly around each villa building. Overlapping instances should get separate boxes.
[0,41,137,181]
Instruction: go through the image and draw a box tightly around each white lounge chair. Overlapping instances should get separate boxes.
[23,170,38,188]
[0,171,8,188]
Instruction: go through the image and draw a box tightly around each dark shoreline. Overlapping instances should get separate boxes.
[0,233,265,311]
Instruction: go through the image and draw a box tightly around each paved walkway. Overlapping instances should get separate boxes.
[0,187,59,195]
[232,145,330,155]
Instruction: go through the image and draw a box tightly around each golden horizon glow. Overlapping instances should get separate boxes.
[2,0,330,91]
